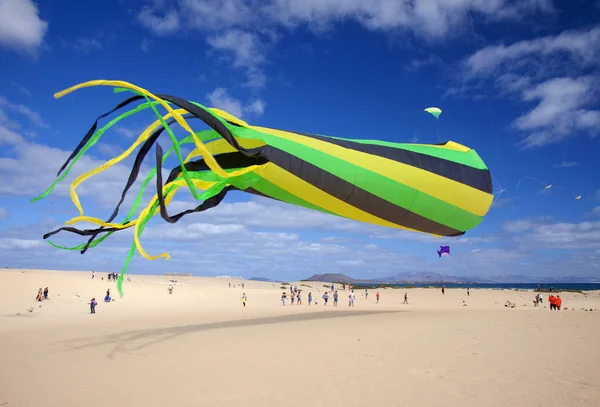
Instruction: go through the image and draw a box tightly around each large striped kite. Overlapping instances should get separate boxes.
[33,80,494,295]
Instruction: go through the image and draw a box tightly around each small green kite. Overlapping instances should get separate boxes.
[424,107,442,119]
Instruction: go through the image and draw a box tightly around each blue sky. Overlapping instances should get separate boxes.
[1,0,599,282]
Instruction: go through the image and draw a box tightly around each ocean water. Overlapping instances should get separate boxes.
[350,283,600,291]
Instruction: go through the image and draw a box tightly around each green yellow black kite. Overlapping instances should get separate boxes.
[32,80,494,295]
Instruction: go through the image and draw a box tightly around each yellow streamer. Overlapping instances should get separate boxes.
[55,80,231,180]
[56,80,259,233]
[66,107,187,221]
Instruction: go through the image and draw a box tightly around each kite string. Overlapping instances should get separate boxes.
[467,11,516,214]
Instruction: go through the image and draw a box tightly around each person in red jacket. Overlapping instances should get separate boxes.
[548,295,556,310]
[555,295,562,310]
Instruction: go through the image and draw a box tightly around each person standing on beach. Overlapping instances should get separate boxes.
[92,271,95,280]
[281,292,287,306]
[89,298,97,314]
[333,290,338,306]
[403,293,408,304]
[555,295,562,310]
[43,287,49,300]
[322,292,329,306]
[241,293,247,307]
[442,285,445,295]
[365,289,368,299]
[296,291,302,305]
[376,292,380,303]
[308,292,312,305]
[549,294,556,310]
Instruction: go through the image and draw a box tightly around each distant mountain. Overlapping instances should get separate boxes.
[304,272,470,284]
[303,274,360,284]
[304,272,600,284]
[385,271,463,283]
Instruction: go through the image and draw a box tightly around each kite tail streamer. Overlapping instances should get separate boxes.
[30,99,162,203]
[37,80,269,295]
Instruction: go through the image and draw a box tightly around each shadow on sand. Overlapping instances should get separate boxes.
[56,309,401,358]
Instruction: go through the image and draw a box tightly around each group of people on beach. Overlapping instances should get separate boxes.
[548,294,562,310]
[533,293,563,310]
[35,287,49,301]
[91,271,130,282]
[280,284,383,307]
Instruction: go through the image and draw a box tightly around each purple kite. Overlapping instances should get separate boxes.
[437,246,450,258]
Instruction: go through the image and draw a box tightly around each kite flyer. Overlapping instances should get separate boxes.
[89,298,97,314]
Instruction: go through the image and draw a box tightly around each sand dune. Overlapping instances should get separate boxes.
[1,268,599,407]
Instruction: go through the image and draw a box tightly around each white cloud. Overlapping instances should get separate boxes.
[179,0,253,31]
[494,73,532,96]
[514,77,600,148]
[465,26,600,76]
[137,0,556,89]
[165,197,369,232]
[206,88,265,118]
[0,122,149,212]
[0,125,24,145]
[11,82,31,96]
[509,219,600,250]
[592,206,600,216]
[0,0,48,57]
[337,259,365,266]
[66,37,103,53]
[369,228,496,245]
[206,88,243,118]
[554,161,578,168]
[0,238,46,250]
[504,219,534,233]
[137,6,180,36]
[96,143,123,157]
[0,96,50,128]
[207,29,268,88]
[244,99,265,116]
[405,54,443,72]
[261,0,553,37]
[459,25,600,148]
[139,0,555,39]
[0,107,19,130]
[141,38,151,52]
[144,222,247,240]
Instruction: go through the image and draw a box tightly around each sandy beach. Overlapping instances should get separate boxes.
[1,268,599,407]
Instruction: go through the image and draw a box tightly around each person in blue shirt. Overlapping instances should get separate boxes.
[89,298,97,314]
